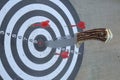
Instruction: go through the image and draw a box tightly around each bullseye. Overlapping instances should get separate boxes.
[34,35,47,51]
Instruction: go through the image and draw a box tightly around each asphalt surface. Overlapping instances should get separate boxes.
[69,0,120,80]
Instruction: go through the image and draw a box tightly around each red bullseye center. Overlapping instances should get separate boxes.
[38,41,43,45]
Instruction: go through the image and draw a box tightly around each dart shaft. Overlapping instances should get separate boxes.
[77,28,113,43]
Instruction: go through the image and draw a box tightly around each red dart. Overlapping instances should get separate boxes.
[61,51,69,59]
[40,20,50,28]
[71,21,86,29]
[32,20,50,28]
[55,51,70,59]
[77,21,86,29]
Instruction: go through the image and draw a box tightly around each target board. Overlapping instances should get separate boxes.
[0,0,84,80]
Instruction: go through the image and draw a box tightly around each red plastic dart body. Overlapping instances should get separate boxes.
[32,20,50,28]
[77,21,86,29]
[55,51,70,59]
[61,51,69,58]
[71,21,86,29]
[40,20,50,28]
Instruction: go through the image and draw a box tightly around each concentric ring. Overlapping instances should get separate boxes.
[0,0,84,80]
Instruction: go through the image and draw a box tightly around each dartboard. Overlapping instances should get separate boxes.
[0,0,84,80]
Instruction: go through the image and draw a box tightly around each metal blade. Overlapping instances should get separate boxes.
[45,35,77,48]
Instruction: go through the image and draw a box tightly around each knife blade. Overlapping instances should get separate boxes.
[45,35,77,48]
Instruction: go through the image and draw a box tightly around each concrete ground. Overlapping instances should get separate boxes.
[69,0,120,80]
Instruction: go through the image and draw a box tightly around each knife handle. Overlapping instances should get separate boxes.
[77,28,113,43]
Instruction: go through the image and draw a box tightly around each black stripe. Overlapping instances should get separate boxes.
[0,0,8,58]
[0,0,8,10]
[0,75,3,80]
